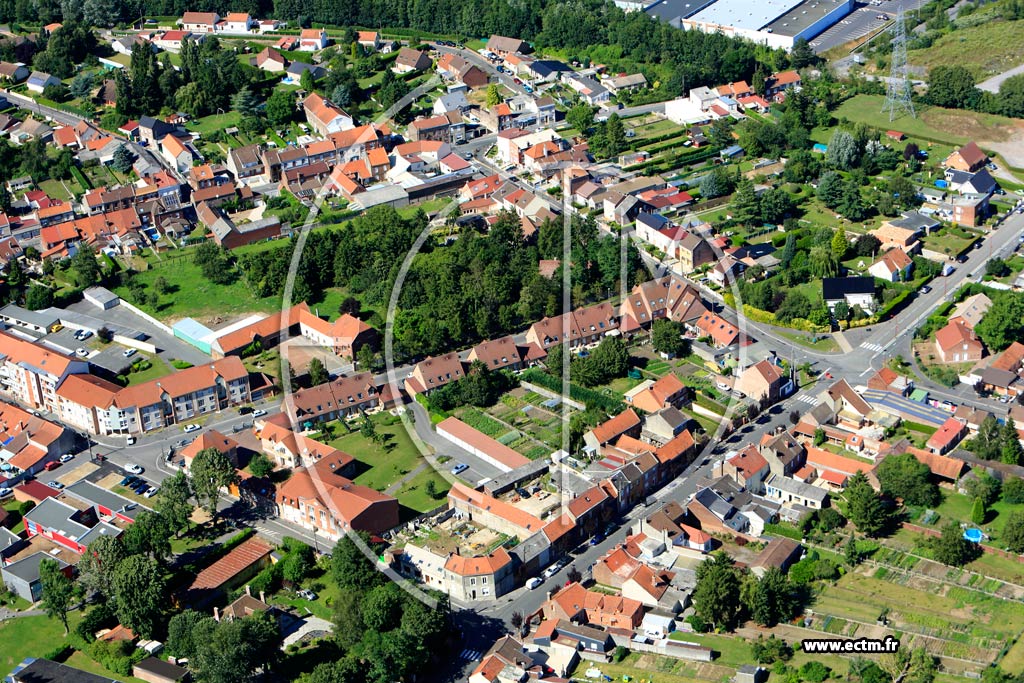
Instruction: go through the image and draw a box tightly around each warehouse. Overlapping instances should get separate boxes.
[668,0,853,50]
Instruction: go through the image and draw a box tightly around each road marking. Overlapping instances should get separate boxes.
[859,366,875,377]
[794,393,819,406]
[459,649,482,661]
[860,342,885,353]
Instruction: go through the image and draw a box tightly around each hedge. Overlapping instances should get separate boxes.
[519,368,624,413]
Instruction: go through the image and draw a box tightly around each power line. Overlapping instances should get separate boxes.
[881,4,916,122]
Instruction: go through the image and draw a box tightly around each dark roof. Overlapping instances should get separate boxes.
[11,658,117,683]
[530,60,571,78]
[134,657,188,681]
[822,277,875,300]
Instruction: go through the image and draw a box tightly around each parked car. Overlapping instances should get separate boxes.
[451,462,469,475]
[297,589,319,600]
[46,481,64,490]
[184,423,201,433]
[143,487,159,498]
[253,409,268,418]
[543,564,560,579]
[59,453,74,463]
[122,348,137,358]
[124,463,143,474]
[120,475,139,487]
[0,487,12,498]
[134,483,150,494]
[43,461,60,471]
[920,285,932,294]
[75,348,89,357]
[526,577,543,590]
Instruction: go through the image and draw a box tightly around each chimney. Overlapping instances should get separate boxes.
[259,590,265,604]
[245,584,251,596]
[213,606,220,621]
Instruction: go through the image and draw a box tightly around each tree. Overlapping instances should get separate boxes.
[190,611,282,683]
[308,357,330,386]
[790,38,816,68]
[111,554,166,639]
[167,610,207,659]
[25,284,54,310]
[831,226,848,261]
[77,534,127,599]
[121,510,172,559]
[826,130,859,170]
[331,83,352,108]
[928,65,977,109]
[604,114,626,156]
[157,470,193,537]
[833,300,850,322]
[82,0,115,26]
[331,531,385,591]
[837,180,868,222]
[40,558,76,634]
[566,104,594,134]
[362,583,403,632]
[112,144,135,173]
[931,522,979,566]
[266,89,296,126]
[876,452,939,506]
[780,234,796,268]
[844,534,864,566]
[854,233,881,257]
[730,178,759,226]
[978,293,1024,352]
[700,166,732,199]
[69,71,93,98]
[692,551,742,631]
[231,88,261,118]
[1001,421,1024,465]
[485,83,502,107]
[970,497,986,525]
[749,566,793,627]
[190,448,239,521]
[587,336,629,382]
[1002,477,1024,504]
[70,245,101,288]
[248,452,274,477]
[998,73,1024,118]
[817,171,845,207]
[845,471,890,537]
[1003,510,1024,552]
[759,188,794,224]
[651,319,686,357]
[752,635,793,664]
[881,648,937,683]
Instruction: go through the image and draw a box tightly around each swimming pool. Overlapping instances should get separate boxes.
[964,528,983,543]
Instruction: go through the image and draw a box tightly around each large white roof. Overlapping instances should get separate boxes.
[688,0,803,30]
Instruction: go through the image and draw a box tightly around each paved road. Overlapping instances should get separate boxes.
[978,62,1024,94]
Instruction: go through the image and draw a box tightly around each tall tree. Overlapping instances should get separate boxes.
[331,531,385,591]
[111,554,166,639]
[121,510,172,559]
[693,551,742,631]
[831,226,847,261]
[927,65,977,109]
[845,471,889,537]
[876,452,939,507]
[157,469,194,537]
[308,357,330,386]
[190,448,239,520]
[566,103,594,134]
[77,535,127,599]
[976,292,1024,352]
[39,558,76,634]
[748,566,793,627]
[930,522,978,566]
[730,178,759,226]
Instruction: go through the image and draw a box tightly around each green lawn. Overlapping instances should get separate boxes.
[38,178,79,201]
[775,329,840,353]
[187,111,243,137]
[833,95,1024,146]
[908,18,1024,80]
[327,413,427,493]
[113,252,281,322]
[925,491,1024,548]
[920,227,978,258]
[393,466,450,513]
[123,355,173,385]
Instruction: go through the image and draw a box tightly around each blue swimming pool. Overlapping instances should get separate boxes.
[964,528,983,543]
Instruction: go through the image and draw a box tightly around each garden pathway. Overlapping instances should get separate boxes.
[385,462,429,496]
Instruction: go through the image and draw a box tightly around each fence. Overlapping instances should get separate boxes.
[519,381,586,411]
[117,298,176,336]
[609,633,714,662]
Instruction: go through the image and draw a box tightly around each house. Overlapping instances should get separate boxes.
[255,46,287,72]
[227,143,266,182]
[486,35,530,56]
[180,429,239,470]
[583,409,642,452]
[303,92,353,136]
[298,28,328,51]
[25,71,59,93]
[221,12,252,33]
[470,637,539,683]
[9,658,123,683]
[945,168,997,196]
[718,446,771,493]
[160,134,198,173]
[693,312,739,348]
[437,418,531,472]
[735,360,789,404]
[822,277,875,313]
[944,141,988,173]
[447,483,542,539]
[868,247,913,282]
[926,417,966,454]
[467,335,524,372]
[764,474,828,509]
[0,61,28,83]
[393,47,431,74]
[764,70,801,98]
[751,537,803,577]
[408,112,465,144]
[605,73,647,95]
[180,11,219,32]
[404,352,465,396]
[180,536,274,605]
[949,292,991,329]
[625,373,686,413]
[867,367,913,396]
[356,31,380,51]
[434,89,471,116]
[2,552,72,601]
[545,581,644,629]
[285,62,326,83]
[436,53,489,88]
[564,73,610,106]
[298,308,377,358]
[935,319,984,363]
[525,302,619,351]
[133,657,189,683]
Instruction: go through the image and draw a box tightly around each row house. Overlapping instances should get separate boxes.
[0,330,90,414]
[304,92,354,136]
[180,12,219,32]
[289,372,385,424]
[407,111,465,144]
[619,276,707,333]
[404,351,464,396]
[436,53,489,89]
[259,419,353,470]
[400,543,515,602]
[297,307,378,358]
[524,301,619,352]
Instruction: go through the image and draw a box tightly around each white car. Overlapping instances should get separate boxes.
[124,463,144,474]
[75,348,89,357]
[543,565,560,579]
[252,409,267,418]
[526,577,543,590]
[0,487,12,498]
[122,348,137,358]
[59,453,74,463]
[143,486,159,498]
[184,424,201,433]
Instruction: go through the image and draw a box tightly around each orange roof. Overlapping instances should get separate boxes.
[936,319,980,353]
[656,430,694,464]
[448,482,543,534]
[224,12,249,21]
[727,446,768,477]
[541,512,575,543]
[52,126,77,147]
[589,409,641,446]
[367,146,389,167]
[927,417,966,451]
[215,304,307,354]
[624,563,673,600]
[902,445,965,480]
[992,342,1024,372]
[567,485,608,521]
[186,537,273,592]
[162,134,188,158]
[55,373,121,406]
[357,31,378,42]
[37,203,72,220]
[805,445,872,476]
[0,330,76,376]
[444,546,511,576]
[181,429,238,462]
[300,28,325,39]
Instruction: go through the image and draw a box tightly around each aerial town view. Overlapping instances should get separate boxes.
[1,0,1024,681]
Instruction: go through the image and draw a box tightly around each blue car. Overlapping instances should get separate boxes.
[133,482,150,494]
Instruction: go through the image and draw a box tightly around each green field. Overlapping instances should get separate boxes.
[920,226,979,258]
[908,19,1024,80]
[113,252,281,323]
[833,95,1023,146]
[393,466,450,513]
[122,355,173,385]
[775,329,841,353]
[327,413,427,494]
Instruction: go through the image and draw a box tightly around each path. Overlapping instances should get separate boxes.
[0,607,44,620]
[977,62,1024,94]
[384,461,428,495]
[834,330,854,353]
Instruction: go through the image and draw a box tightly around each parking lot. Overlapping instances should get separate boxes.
[810,6,893,53]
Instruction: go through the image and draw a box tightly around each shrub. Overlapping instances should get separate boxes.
[800,661,830,682]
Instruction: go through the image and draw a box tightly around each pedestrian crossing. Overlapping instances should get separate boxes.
[793,393,819,406]
[861,342,885,353]
[459,649,483,661]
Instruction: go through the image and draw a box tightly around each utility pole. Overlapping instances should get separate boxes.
[882,5,916,122]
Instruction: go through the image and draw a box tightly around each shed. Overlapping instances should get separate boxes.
[172,317,216,354]
[133,657,189,683]
[83,286,120,310]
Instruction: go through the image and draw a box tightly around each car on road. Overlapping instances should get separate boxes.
[184,423,201,433]
[43,461,60,471]
[176,439,190,448]
[526,577,543,590]
[122,348,136,358]
[297,589,319,600]
[0,487,11,498]
[920,285,932,294]
[451,463,469,475]
[75,348,89,357]
[589,532,605,546]
[543,564,560,579]
[74,330,92,341]
[253,409,267,418]
[124,463,144,474]
[59,453,74,463]
[46,481,64,490]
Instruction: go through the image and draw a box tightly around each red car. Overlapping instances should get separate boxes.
[43,461,60,471]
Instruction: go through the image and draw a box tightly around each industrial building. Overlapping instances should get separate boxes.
[644,0,853,50]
